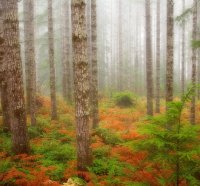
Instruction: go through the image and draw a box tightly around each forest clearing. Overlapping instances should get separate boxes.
[0,0,200,186]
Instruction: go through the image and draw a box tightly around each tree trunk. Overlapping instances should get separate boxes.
[23,0,36,125]
[2,0,29,154]
[155,0,160,113]
[181,0,185,97]
[48,0,57,120]
[90,0,99,129]
[190,0,198,125]
[71,0,92,171]
[145,0,153,116]
[118,0,123,92]
[0,3,10,132]
[166,0,174,103]
[62,0,72,102]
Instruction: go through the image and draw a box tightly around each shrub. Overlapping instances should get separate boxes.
[33,141,76,164]
[136,88,200,185]
[93,146,110,158]
[0,160,12,174]
[89,158,124,176]
[113,92,136,108]
[95,128,123,145]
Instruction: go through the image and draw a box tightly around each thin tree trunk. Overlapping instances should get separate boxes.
[166,0,174,104]
[190,0,198,125]
[23,0,36,125]
[91,0,99,129]
[2,0,29,154]
[48,0,57,120]
[62,0,72,102]
[145,0,153,116]
[181,0,185,97]
[155,0,160,113]
[71,0,92,171]
[118,0,123,92]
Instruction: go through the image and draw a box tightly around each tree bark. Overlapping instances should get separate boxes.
[71,0,92,171]
[62,0,72,102]
[166,0,174,103]
[0,3,10,132]
[48,0,57,120]
[118,0,123,92]
[90,0,99,129]
[145,0,153,116]
[2,0,29,154]
[23,0,36,125]
[155,0,160,113]
[190,0,198,125]
[181,0,185,97]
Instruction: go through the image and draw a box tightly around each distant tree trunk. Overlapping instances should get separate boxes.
[166,0,174,104]
[197,1,200,99]
[145,0,153,116]
[48,0,57,120]
[71,0,92,171]
[61,1,68,101]
[190,0,197,125]
[181,0,185,97]
[90,0,99,129]
[2,0,29,154]
[23,0,36,125]
[118,0,123,92]
[155,0,160,113]
[62,0,72,102]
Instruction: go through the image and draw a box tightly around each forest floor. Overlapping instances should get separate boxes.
[0,96,199,186]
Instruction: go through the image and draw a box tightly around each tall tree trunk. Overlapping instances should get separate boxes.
[118,0,123,92]
[62,0,72,102]
[190,0,197,125]
[0,5,10,132]
[166,0,174,103]
[23,0,36,125]
[181,0,185,97]
[48,0,57,120]
[155,0,160,113]
[90,0,99,129]
[2,0,29,154]
[145,0,153,116]
[71,0,92,171]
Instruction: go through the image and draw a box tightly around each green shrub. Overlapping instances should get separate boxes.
[0,159,12,173]
[46,163,65,181]
[136,88,200,185]
[95,128,123,145]
[33,141,76,163]
[28,117,50,138]
[93,146,110,158]
[90,158,124,176]
[0,131,12,154]
[113,92,137,108]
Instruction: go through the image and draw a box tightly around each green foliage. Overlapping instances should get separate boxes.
[28,117,50,139]
[136,88,200,185]
[46,164,66,181]
[192,40,200,48]
[59,114,73,127]
[113,92,137,108]
[0,160,12,173]
[0,130,12,154]
[89,158,124,176]
[33,141,75,164]
[95,128,123,145]
[175,7,192,25]
[93,146,110,158]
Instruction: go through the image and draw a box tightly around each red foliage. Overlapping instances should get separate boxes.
[111,146,147,166]
[121,130,140,140]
